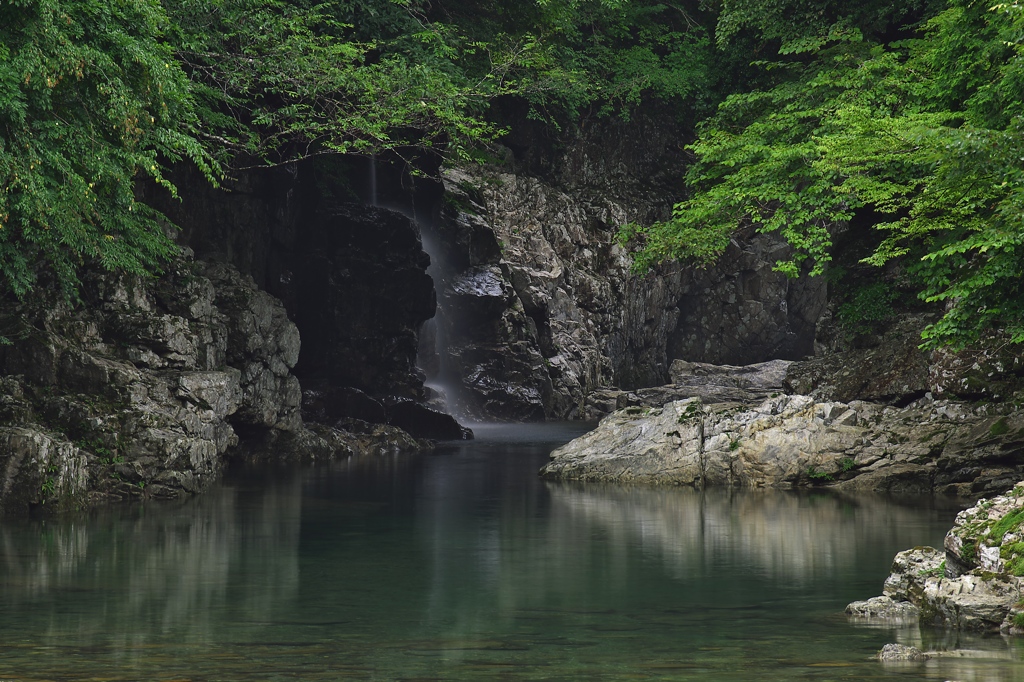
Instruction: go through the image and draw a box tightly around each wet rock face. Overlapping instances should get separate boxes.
[149,164,444,405]
[669,231,828,365]
[385,400,473,440]
[786,315,1024,407]
[435,167,682,420]
[433,163,828,420]
[436,260,551,421]
[785,315,933,404]
[294,204,435,398]
[579,359,791,421]
[930,343,1024,401]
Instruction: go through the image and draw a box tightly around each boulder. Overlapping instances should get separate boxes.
[846,596,920,622]
[883,547,944,603]
[851,483,1024,634]
[0,428,89,515]
[302,386,387,425]
[386,400,473,441]
[785,316,932,404]
[541,393,1024,495]
[877,644,927,661]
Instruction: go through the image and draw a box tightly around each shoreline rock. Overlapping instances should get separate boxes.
[0,252,434,517]
[541,393,1024,495]
[850,483,1024,634]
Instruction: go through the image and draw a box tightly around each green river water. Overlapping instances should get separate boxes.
[1,423,1022,681]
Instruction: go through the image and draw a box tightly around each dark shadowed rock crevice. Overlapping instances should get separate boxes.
[292,204,435,399]
[144,162,474,436]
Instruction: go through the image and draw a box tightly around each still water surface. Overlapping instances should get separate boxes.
[2,423,1024,680]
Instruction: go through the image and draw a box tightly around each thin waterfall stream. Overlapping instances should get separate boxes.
[366,155,474,424]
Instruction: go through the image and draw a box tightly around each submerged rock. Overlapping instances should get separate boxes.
[877,643,927,661]
[846,596,920,622]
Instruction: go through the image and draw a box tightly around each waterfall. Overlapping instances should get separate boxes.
[417,224,475,424]
[364,156,473,423]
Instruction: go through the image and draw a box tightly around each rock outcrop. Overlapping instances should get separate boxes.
[426,162,827,420]
[540,393,1024,495]
[581,359,792,419]
[293,205,436,399]
[148,163,460,418]
[786,314,1024,406]
[849,483,1024,634]
[0,252,425,517]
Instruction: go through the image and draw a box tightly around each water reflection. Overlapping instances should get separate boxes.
[0,425,1021,681]
[0,476,301,661]
[542,485,954,583]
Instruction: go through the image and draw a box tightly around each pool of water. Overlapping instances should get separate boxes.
[1,423,1023,680]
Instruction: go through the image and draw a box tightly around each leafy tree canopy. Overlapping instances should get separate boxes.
[624,0,1024,348]
[0,0,211,298]
[5,0,1023,350]
[1,0,721,300]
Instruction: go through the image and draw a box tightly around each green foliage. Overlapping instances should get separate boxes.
[39,477,55,497]
[624,0,1024,349]
[677,399,704,424]
[0,0,213,298]
[434,0,719,124]
[1003,541,1024,576]
[806,465,833,482]
[715,0,942,47]
[960,540,977,564]
[991,417,1011,437]
[169,0,510,166]
[836,282,896,336]
[991,507,1024,544]
[1013,611,1024,628]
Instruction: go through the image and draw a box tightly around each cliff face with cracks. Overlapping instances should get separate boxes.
[423,106,828,421]
[0,104,907,514]
[0,252,427,516]
[140,105,830,427]
[147,161,468,439]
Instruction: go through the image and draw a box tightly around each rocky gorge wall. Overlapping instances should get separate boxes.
[144,105,829,427]
[0,251,429,516]
[10,101,1021,517]
[421,107,828,421]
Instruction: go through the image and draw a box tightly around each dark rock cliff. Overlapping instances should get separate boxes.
[145,161,465,439]
[0,253,425,516]
[140,105,830,425]
[2,99,1021,516]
